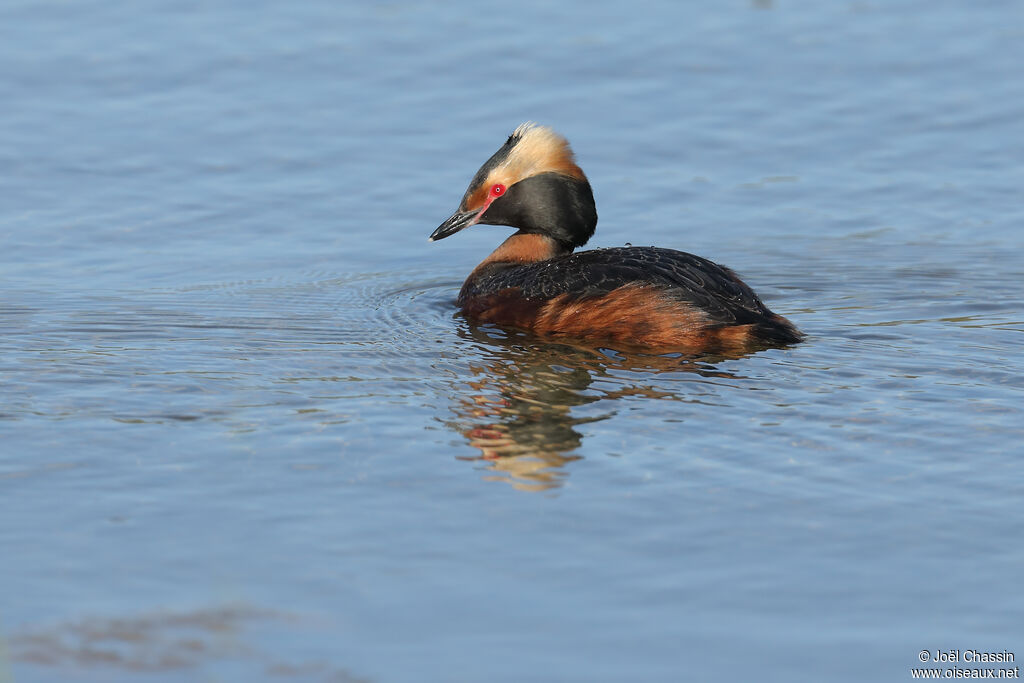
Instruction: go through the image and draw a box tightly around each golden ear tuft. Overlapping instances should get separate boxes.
[510,121,540,141]
[501,123,584,182]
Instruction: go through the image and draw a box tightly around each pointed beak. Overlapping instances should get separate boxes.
[429,208,481,242]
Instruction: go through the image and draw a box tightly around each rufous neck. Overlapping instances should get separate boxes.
[475,233,569,270]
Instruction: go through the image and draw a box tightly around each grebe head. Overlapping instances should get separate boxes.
[430,123,598,250]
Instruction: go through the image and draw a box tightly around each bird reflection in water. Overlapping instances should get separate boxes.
[442,325,745,491]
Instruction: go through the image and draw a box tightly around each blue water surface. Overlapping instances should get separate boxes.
[2,1,1023,681]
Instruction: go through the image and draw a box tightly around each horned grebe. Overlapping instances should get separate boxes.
[430,123,802,351]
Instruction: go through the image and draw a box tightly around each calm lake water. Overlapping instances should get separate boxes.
[2,1,1023,681]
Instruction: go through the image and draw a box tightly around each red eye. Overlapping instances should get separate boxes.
[490,183,506,197]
